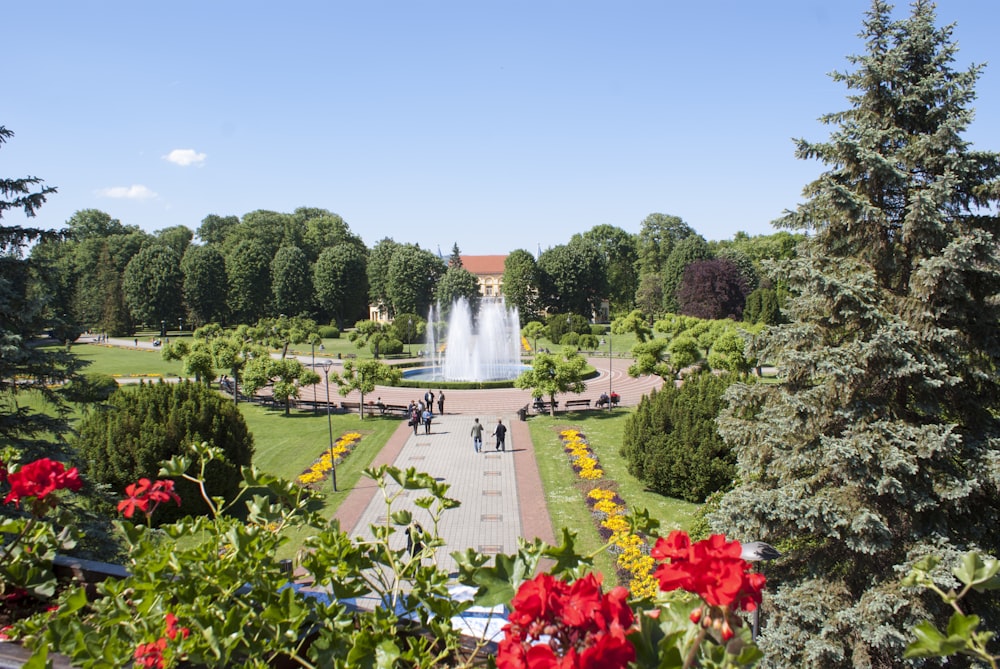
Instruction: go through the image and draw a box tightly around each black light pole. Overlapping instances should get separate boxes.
[601,335,613,411]
[408,318,413,356]
[178,317,183,333]
[322,361,337,492]
[740,541,782,641]
[160,320,166,338]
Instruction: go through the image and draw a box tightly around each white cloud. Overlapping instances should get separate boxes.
[96,185,158,200]
[163,148,206,166]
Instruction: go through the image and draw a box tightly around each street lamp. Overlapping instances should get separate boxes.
[178,317,183,333]
[321,361,337,492]
[160,320,166,338]
[740,541,782,640]
[408,318,413,357]
[600,335,613,411]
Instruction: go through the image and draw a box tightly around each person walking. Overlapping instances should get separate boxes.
[471,418,484,453]
[424,390,435,413]
[436,391,445,415]
[492,418,507,452]
[422,408,433,434]
[409,407,420,435]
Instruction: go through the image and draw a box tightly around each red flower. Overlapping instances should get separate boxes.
[499,573,635,669]
[651,531,765,611]
[3,458,82,511]
[165,612,190,641]
[134,637,167,669]
[118,478,181,519]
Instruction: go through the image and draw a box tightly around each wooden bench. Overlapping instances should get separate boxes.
[532,400,558,412]
[564,399,592,410]
[368,402,409,416]
[340,401,362,412]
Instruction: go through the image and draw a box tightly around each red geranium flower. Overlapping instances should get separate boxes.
[3,458,82,514]
[652,531,764,611]
[134,637,167,669]
[165,612,190,641]
[118,478,181,520]
[499,573,635,669]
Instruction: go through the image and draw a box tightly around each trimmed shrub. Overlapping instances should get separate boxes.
[620,371,736,503]
[75,380,254,523]
[319,325,341,339]
[376,338,404,356]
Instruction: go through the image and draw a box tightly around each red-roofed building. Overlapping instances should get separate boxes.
[458,255,506,296]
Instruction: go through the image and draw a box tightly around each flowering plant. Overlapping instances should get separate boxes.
[498,572,635,669]
[11,442,767,668]
[0,455,82,599]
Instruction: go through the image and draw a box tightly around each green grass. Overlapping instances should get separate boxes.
[526,409,700,585]
[72,342,186,379]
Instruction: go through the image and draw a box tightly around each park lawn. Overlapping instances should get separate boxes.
[71,341,186,379]
[526,409,701,586]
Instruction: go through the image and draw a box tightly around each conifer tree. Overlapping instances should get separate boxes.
[0,126,81,456]
[708,3,1000,667]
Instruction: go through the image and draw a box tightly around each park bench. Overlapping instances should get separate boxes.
[564,399,592,410]
[340,401,362,412]
[532,400,558,413]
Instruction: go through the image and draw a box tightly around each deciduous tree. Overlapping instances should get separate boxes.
[181,244,228,327]
[122,244,184,328]
[501,249,540,324]
[676,258,749,320]
[271,245,313,318]
[514,348,587,416]
[313,243,368,328]
[661,234,711,313]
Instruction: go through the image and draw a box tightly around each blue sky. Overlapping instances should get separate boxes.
[5,1,999,255]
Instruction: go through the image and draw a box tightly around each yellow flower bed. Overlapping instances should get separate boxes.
[296,433,362,485]
[561,430,654,598]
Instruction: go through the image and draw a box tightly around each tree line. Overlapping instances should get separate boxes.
[23,202,800,340]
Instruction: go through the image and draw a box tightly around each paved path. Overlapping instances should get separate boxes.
[333,412,550,576]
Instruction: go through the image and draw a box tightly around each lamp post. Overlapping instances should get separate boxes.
[740,541,782,640]
[321,361,337,492]
[178,317,183,333]
[160,319,166,338]
[600,335,613,411]
[408,318,413,357]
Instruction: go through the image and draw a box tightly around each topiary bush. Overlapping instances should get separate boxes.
[75,380,254,523]
[318,325,340,339]
[376,337,403,355]
[619,371,736,502]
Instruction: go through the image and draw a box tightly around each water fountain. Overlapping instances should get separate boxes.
[408,297,523,382]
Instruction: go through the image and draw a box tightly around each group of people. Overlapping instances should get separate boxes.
[405,390,445,435]
[470,417,506,453]
[596,391,620,408]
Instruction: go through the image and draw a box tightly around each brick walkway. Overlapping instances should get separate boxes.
[333,412,554,576]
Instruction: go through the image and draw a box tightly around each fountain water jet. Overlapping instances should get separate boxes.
[419,297,522,382]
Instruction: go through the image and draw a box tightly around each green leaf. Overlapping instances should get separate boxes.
[945,612,980,639]
[905,621,947,657]
[954,552,1000,591]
